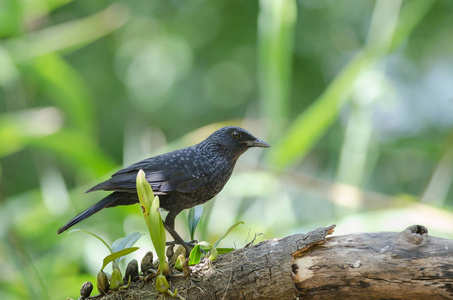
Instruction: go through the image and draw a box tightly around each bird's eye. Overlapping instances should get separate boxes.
[231,131,241,139]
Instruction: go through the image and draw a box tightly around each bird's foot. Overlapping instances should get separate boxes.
[163,222,195,254]
[166,240,197,255]
[166,240,197,247]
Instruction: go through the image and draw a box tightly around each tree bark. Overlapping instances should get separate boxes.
[293,225,453,299]
[93,225,453,300]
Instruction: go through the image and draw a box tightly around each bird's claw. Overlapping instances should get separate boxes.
[166,240,197,249]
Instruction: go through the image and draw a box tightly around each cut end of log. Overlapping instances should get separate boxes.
[291,224,453,299]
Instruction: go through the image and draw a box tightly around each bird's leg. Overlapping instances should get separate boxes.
[163,211,193,255]
[163,223,192,254]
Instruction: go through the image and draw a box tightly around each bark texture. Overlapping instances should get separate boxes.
[293,225,453,299]
[89,225,453,300]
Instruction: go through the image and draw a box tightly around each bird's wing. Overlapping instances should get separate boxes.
[160,174,209,193]
[86,170,175,195]
[111,157,163,176]
[86,154,210,195]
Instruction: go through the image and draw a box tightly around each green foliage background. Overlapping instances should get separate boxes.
[1,0,453,299]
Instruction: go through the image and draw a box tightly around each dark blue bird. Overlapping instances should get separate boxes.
[57,126,270,250]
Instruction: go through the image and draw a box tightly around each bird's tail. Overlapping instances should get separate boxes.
[57,193,121,234]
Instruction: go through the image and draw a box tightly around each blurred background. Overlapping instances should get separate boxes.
[1,0,453,298]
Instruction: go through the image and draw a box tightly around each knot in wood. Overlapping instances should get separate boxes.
[409,225,428,235]
[396,225,429,247]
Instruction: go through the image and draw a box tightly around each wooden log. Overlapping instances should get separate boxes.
[293,225,453,299]
[91,225,453,299]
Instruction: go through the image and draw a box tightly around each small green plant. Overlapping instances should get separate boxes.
[68,229,142,293]
[136,169,181,298]
[137,169,241,297]
[187,206,204,241]
[188,221,244,265]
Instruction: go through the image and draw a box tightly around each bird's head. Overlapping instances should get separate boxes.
[204,126,270,157]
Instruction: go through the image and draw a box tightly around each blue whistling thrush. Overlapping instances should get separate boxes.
[57,126,270,251]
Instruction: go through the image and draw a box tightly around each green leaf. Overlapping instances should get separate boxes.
[187,205,204,241]
[28,54,95,134]
[267,51,371,169]
[6,5,129,61]
[0,45,19,86]
[67,229,112,254]
[29,129,116,178]
[217,248,235,255]
[390,0,436,51]
[197,241,217,261]
[112,232,143,265]
[101,247,139,271]
[174,254,185,271]
[136,169,153,220]
[149,194,166,267]
[197,241,213,248]
[189,244,201,266]
[0,107,63,158]
[0,0,22,38]
[109,267,123,290]
[209,247,218,261]
[111,232,143,253]
[136,170,166,269]
[156,274,170,293]
[258,0,297,139]
[266,0,436,170]
[213,221,244,248]
[111,239,121,254]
